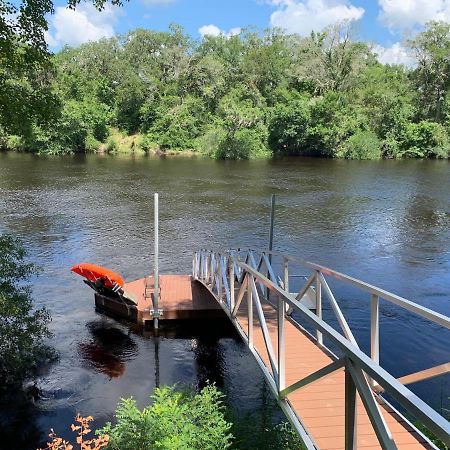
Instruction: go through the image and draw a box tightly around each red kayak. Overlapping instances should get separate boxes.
[71,263,124,289]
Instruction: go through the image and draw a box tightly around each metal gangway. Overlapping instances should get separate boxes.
[192,249,450,450]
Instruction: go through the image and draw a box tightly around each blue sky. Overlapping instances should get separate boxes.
[45,0,450,65]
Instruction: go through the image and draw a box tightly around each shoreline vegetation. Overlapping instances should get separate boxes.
[3,21,450,160]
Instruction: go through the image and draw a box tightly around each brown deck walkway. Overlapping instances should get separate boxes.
[124,275,224,323]
[234,296,430,450]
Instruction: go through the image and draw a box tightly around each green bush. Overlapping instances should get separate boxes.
[6,135,24,151]
[97,385,233,450]
[0,235,55,389]
[215,127,269,159]
[198,124,227,157]
[401,120,449,158]
[85,133,101,153]
[339,130,382,160]
[106,135,119,153]
[138,134,157,153]
[149,96,207,151]
[268,99,311,154]
[307,93,369,157]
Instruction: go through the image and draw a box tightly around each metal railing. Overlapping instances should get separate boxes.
[192,248,450,450]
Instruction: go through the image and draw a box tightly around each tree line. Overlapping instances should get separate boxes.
[2,21,450,159]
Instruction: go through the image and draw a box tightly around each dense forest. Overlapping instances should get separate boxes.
[2,20,450,159]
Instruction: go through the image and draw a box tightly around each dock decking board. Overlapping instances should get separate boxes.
[233,294,431,450]
[124,275,224,322]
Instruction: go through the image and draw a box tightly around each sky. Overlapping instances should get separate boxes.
[44,0,450,65]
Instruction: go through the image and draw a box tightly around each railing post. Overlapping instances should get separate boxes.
[217,254,222,302]
[247,275,253,349]
[316,271,322,345]
[283,257,290,313]
[229,256,235,313]
[210,254,214,286]
[370,294,380,387]
[345,361,357,450]
[278,294,286,393]
[283,257,289,292]
[371,294,380,364]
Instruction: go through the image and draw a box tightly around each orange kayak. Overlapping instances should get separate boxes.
[71,263,124,289]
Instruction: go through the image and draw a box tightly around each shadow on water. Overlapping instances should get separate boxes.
[0,392,42,450]
[78,322,138,379]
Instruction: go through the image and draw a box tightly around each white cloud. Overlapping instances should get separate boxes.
[378,0,450,30]
[374,42,416,67]
[46,3,121,48]
[198,24,241,38]
[269,0,365,35]
[199,24,222,37]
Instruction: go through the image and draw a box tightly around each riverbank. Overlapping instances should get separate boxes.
[3,126,450,160]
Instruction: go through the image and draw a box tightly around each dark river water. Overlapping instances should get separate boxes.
[0,152,449,449]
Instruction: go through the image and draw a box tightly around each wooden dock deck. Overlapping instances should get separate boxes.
[95,275,225,325]
[192,249,450,449]
[235,297,430,450]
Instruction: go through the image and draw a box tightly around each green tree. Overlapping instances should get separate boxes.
[0,0,123,135]
[408,21,450,122]
[353,63,416,140]
[0,234,54,388]
[268,98,311,154]
[289,21,372,95]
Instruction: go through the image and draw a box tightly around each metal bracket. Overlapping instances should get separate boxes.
[151,309,164,318]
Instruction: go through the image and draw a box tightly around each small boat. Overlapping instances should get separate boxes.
[71,263,138,319]
[71,263,125,290]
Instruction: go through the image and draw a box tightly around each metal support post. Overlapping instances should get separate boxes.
[268,194,275,260]
[229,257,235,313]
[153,193,159,329]
[247,275,253,348]
[345,362,357,450]
[316,271,323,345]
[371,294,380,364]
[278,295,286,392]
[266,194,276,300]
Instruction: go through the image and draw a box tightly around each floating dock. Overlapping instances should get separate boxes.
[81,246,450,449]
[94,274,225,325]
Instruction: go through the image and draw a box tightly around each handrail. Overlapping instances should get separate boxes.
[200,248,450,330]
[192,248,450,448]
[238,260,449,442]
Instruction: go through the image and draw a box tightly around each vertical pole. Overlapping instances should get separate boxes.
[283,257,290,313]
[345,362,357,450]
[229,257,235,314]
[277,294,286,393]
[316,271,323,345]
[370,294,380,387]
[153,193,159,329]
[371,294,380,363]
[283,257,289,293]
[266,194,276,300]
[268,194,275,262]
[247,275,253,349]
[154,335,160,388]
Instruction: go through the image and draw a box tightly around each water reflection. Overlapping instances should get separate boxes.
[78,322,138,379]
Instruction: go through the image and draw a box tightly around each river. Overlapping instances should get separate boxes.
[0,152,449,449]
